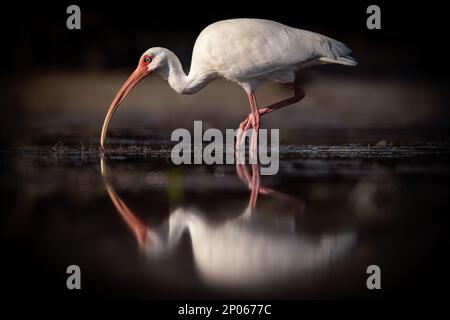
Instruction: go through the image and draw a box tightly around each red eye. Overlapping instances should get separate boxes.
[144,55,152,63]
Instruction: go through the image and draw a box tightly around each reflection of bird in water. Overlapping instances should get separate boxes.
[100,155,356,288]
[100,18,357,150]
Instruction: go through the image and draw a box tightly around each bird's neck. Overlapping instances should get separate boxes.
[158,51,209,95]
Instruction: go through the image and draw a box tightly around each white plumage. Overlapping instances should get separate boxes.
[144,207,356,288]
[101,156,357,289]
[189,18,356,92]
[100,18,357,148]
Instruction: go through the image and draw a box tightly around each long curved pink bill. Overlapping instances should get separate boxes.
[100,68,148,148]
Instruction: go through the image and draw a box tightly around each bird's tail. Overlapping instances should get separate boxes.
[319,55,358,66]
[314,34,358,66]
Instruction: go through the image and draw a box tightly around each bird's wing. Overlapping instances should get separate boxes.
[190,19,355,79]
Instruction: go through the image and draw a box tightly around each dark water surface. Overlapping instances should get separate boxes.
[1,135,450,299]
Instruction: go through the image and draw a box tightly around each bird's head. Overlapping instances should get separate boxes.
[100,47,170,148]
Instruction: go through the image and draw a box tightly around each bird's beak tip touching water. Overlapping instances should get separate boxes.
[100,66,151,148]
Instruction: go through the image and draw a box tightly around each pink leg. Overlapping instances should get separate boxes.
[236,159,304,214]
[236,93,260,151]
[248,94,260,151]
[236,150,253,188]
[240,84,305,133]
[237,161,260,210]
[248,164,261,208]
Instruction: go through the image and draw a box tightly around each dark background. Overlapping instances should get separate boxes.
[1,1,447,76]
[0,1,449,301]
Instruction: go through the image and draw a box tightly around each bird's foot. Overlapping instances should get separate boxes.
[236,111,260,151]
[241,113,255,131]
[237,113,260,148]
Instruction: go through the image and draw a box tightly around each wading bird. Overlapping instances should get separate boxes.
[100,18,357,149]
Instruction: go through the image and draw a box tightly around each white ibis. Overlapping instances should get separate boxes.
[100,18,357,149]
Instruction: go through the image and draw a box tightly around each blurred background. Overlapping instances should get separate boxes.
[1,1,449,146]
[1,1,450,300]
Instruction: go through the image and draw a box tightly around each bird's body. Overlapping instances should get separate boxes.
[100,18,357,148]
[188,19,356,93]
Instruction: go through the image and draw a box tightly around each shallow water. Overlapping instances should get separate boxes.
[1,136,450,298]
